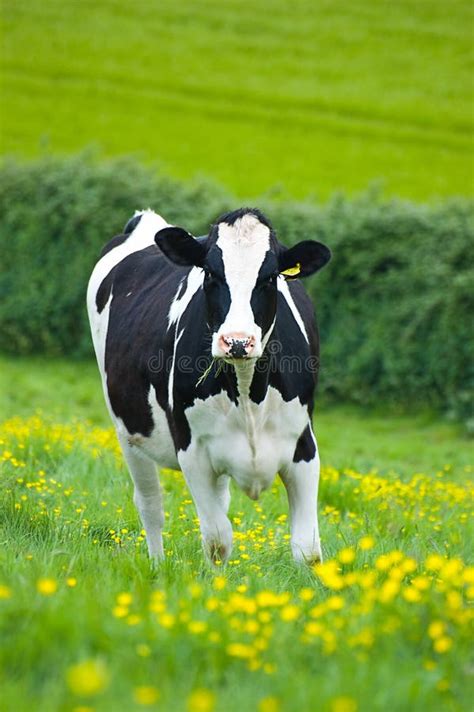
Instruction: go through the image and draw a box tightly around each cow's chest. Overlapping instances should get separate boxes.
[184,386,308,497]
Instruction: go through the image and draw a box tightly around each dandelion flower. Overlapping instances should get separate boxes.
[428,621,446,639]
[338,547,355,564]
[134,686,160,705]
[434,636,453,654]
[331,696,358,712]
[36,578,57,596]
[187,688,215,712]
[358,536,375,551]
[117,592,132,606]
[259,697,280,712]
[213,576,226,591]
[66,659,109,697]
[280,604,300,622]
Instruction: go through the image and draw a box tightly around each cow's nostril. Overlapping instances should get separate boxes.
[219,334,256,358]
[229,340,248,358]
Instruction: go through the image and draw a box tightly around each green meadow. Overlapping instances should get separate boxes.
[0,360,473,711]
[2,0,473,200]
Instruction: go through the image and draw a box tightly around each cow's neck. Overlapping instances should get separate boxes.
[233,360,258,459]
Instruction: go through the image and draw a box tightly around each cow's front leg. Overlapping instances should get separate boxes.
[179,452,233,564]
[280,427,322,564]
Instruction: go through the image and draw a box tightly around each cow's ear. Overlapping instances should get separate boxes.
[155,227,206,267]
[279,240,331,279]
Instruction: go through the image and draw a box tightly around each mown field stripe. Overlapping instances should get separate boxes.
[4,70,472,154]
[4,57,473,138]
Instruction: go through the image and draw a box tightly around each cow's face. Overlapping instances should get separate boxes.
[155,209,331,360]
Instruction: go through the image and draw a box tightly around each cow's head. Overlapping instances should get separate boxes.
[155,208,331,359]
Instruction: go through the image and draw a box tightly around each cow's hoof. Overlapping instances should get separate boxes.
[292,543,323,566]
[206,540,231,565]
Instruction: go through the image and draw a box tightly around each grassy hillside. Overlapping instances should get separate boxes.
[2,0,473,200]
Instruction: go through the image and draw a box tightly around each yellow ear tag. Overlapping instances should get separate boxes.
[281,262,301,278]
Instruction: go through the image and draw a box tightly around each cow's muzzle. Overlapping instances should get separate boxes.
[218,333,256,359]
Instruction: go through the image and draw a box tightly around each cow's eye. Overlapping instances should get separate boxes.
[259,273,277,286]
[203,269,219,285]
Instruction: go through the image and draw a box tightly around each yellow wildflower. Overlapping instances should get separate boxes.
[338,547,355,564]
[205,597,219,612]
[256,591,280,607]
[66,659,109,697]
[36,578,57,596]
[117,592,132,606]
[188,621,207,634]
[428,621,445,639]
[188,583,202,598]
[425,554,444,571]
[402,586,422,603]
[259,697,280,712]
[127,614,141,626]
[159,613,175,628]
[462,566,474,584]
[379,580,400,603]
[280,604,300,622]
[411,576,430,591]
[305,621,323,636]
[187,688,216,712]
[327,595,345,611]
[434,636,453,654]
[331,696,358,712]
[400,558,417,574]
[213,576,226,591]
[358,536,375,551]
[446,591,463,610]
[134,686,160,705]
[375,555,391,572]
[226,642,256,659]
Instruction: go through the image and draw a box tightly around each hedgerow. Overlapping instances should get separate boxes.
[0,154,472,423]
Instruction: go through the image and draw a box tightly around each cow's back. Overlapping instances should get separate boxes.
[86,210,189,440]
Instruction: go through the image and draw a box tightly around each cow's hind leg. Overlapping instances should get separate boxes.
[119,439,164,560]
[280,425,322,565]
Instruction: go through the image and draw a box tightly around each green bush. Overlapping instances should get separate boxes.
[265,196,474,425]
[0,154,472,424]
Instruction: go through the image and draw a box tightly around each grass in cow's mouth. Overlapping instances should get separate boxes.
[195,358,226,387]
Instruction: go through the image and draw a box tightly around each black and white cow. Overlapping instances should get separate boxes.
[87,208,331,564]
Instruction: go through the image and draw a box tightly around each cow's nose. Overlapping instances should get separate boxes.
[219,333,256,358]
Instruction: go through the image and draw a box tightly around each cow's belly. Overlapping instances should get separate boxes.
[184,387,308,498]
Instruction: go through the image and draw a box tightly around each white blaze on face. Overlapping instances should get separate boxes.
[212,214,271,358]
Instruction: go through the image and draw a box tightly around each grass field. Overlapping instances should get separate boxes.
[0,358,473,711]
[2,0,473,201]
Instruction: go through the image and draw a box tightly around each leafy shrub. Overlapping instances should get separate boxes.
[0,154,472,423]
[265,195,474,425]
